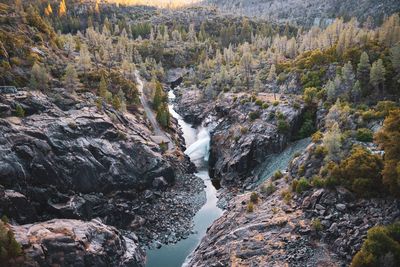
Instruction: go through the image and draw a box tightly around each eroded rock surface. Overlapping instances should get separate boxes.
[11,219,144,267]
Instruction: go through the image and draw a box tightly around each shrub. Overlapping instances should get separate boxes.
[298,164,306,176]
[273,101,279,106]
[247,202,254,212]
[303,87,319,105]
[14,104,25,118]
[351,222,400,267]
[240,126,248,134]
[0,220,22,264]
[273,170,283,180]
[314,145,327,158]
[311,176,325,188]
[262,103,269,109]
[250,192,259,203]
[261,182,276,196]
[311,218,323,231]
[375,109,400,197]
[281,190,292,204]
[277,119,290,133]
[249,111,260,121]
[356,128,373,142]
[159,142,168,153]
[329,146,384,197]
[255,99,263,106]
[294,178,311,193]
[312,131,323,143]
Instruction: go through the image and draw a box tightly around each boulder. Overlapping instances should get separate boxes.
[11,219,145,267]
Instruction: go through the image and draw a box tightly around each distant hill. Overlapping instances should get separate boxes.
[204,0,400,26]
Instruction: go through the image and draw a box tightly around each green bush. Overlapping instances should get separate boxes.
[328,146,384,197]
[273,170,283,180]
[311,218,323,231]
[262,103,269,109]
[356,128,374,142]
[314,145,327,158]
[15,105,25,118]
[312,131,323,143]
[311,176,326,188]
[351,222,400,267]
[293,178,311,193]
[0,220,22,265]
[281,190,292,204]
[261,182,276,196]
[250,192,259,203]
[273,101,279,106]
[277,119,289,133]
[247,202,254,212]
[255,99,263,106]
[249,111,260,121]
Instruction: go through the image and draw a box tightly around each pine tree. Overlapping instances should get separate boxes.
[342,61,355,99]
[351,80,362,103]
[267,64,277,82]
[30,63,49,91]
[375,109,400,196]
[370,59,386,93]
[78,44,91,76]
[95,0,100,14]
[44,3,53,16]
[112,95,121,110]
[357,52,371,93]
[117,89,127,111]
[153,81,163,111]
[59,0,67,17]
[390,43,400,83]
[156,103,170,128]
[99,75,108,98]
[240,43,253,91]
[63,64,79,93]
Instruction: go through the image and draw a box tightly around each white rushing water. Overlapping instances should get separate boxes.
[146,89,223,267]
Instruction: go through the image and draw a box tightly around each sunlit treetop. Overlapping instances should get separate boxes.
[105,0,201,8]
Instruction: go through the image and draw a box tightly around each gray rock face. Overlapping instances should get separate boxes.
[208,94,305,188]
[0,90,206,258]
[10,219,145,267]
[0,91,174,195]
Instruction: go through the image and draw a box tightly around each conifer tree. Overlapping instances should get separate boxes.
[63,64,79,93]
[357,52,371,92]
[59,0,67,17]
[30,63,49,91]
[370,59,386,93]
[153,81,164,111]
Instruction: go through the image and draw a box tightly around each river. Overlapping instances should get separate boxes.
[145,89,223,267]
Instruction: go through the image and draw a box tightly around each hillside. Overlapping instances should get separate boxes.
[205,0,400,26]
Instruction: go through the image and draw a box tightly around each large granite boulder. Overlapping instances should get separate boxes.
[10,219,145,267]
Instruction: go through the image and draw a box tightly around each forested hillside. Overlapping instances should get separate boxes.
[206,0,400,27]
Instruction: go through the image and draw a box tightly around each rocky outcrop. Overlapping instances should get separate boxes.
[0,90,175,195]
[173,87,211,125]
[189,136,400,266]
[208,94,305,188]
[0,89,205,252]
[188,171,400,266]
[10,219,145,267]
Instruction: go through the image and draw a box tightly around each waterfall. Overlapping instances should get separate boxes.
[185,128,210,162]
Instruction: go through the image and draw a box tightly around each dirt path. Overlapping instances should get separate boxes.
[136,72,174,150]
